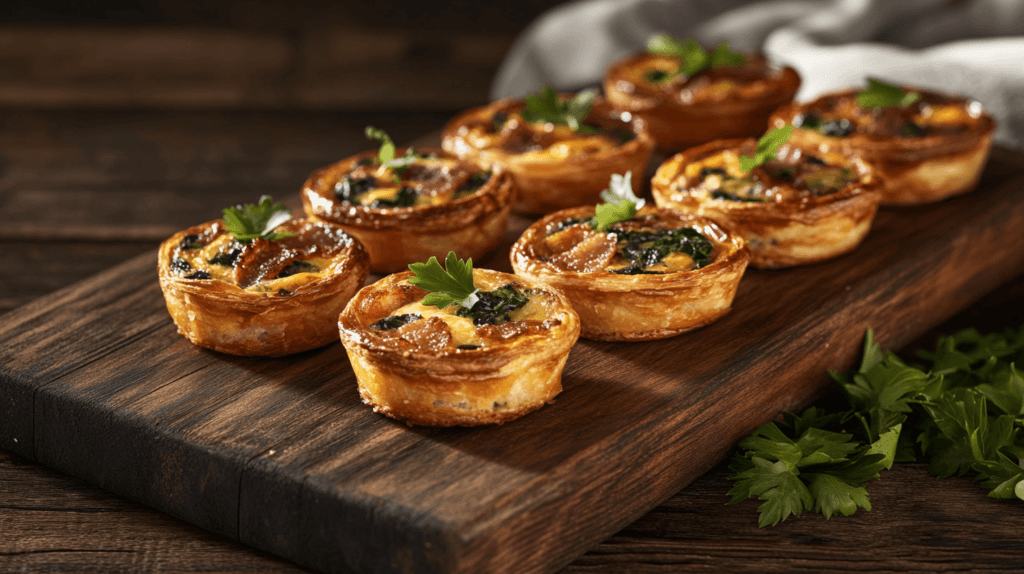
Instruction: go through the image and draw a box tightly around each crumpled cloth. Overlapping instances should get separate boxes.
[492,0,1024,147]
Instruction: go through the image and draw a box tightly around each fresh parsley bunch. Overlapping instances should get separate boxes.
[221,196,295,244]
[728,326,1024,527]
[365,126,420,178]
[646,35,745,80]
[857,78,921,108]
[594,172,644,231]
[738,126,793,173]
[521,87,598,134]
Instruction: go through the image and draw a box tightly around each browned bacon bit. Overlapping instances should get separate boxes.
[397,316,454,353]
[478,319,560,342]
[542,226,617,272]
[232,238,298,289]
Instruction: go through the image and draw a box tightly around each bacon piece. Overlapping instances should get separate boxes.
[232,239,298,288]
[541,225,617,272]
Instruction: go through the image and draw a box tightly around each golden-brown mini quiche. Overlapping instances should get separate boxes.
[158,196,369,356]
[510,178,747,341]
[769,80,995,205]
[302,128,514,273]
[603,36,800,150]
[441,87,654,213]
[338,254,581,427]
[651,129,880,269]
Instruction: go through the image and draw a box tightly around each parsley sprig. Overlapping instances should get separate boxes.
[857,78,921,108]
[646,35,746,81]
[365,126,420,181]
[738,126,793,173]
[221,196,295,244]
[408,252,480,310]
[594,172,643,231]
[728,326,1024,527]
[521,87,598,134]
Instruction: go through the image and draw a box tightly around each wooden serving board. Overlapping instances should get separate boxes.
[3,146,1024,574]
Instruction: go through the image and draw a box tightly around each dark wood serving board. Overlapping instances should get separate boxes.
[3,146,1024,574]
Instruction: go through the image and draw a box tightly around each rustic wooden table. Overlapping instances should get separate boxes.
[2,109,1023,573]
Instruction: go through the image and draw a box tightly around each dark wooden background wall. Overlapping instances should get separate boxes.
[0,0,565,111]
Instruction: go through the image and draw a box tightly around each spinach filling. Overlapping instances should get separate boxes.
[614,228,714,271]
[456,283,529,326]
[700,167,767,203]
[170,257,193,275]
[491,111,509,133]
[208,245,242,267]
[370,313,422,331]
[455,171,491,198]
[334,175,376,204]
[644,69,671,83]
[178,234,203,250]
[795,113,853,137]
[368,187,417,208]
[276,260,319,279]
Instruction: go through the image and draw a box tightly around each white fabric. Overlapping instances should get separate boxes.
[492,0,1024,147]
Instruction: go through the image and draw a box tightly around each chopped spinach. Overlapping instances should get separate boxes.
[370,313,423,330]
[355,157,375,167]
[492,111,509,133]
[610,265,663,275]
[805,155,826,165]
[901,122,925,138]
[334,176,377,204]
[369,187,417,208]
[208,246,242,267]
[456,283,529,326]
[178,234,203,250]
[184,270,211,280]
[699,167,728,179]
[613,227,714,270]
[455,171,492,197]
[276,260,319,278]
[644,69,671,83]
[457,344,481,350]
[170,257,193,275]
[820,118,853,137]
[710,190,769,202]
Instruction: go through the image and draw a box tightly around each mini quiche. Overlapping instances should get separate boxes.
[158,198,369,356]
[338,259,580,427]
[301,139,514,273]
[603,36,800,150]
[769,82,995,205]
[651,136,880,269]
[510,206,748,341]
[441,88,654,213]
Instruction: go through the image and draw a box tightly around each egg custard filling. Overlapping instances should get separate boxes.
[679,142,861,203]
[331,153,493,209]
[537,213,716,275]
[167,220,353,294]
[363,278,563,352]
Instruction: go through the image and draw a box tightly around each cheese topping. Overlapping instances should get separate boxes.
[332,154,489,209]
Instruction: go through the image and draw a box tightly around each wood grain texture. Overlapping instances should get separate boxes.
[0,26,510,110]
[2,145,1024,574]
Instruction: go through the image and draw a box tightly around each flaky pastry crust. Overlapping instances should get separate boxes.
[158,218,369,356]
[301,147,514,273]
[603,52,800,150]
[510,206,749,341]
[441,95,654,213]
[769,88,995,205]
[652,139,880,269]
[338,270,581,426]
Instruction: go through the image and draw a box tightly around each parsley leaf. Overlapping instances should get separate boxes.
[857,78,921,108]
[407,252,479,310]
[738,126,793,173]
[593,172,642,231]
[521,87,599,134]
[365,126,396,165]
[221,196,295,244]
[646,35,745,81]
